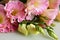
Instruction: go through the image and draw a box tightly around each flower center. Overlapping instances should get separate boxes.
[11,10,18,16]
[34,1,39,7]
[0,14,4,24]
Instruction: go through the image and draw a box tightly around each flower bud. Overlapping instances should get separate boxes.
[18,24,28,36]
[39,26,45,35]
[48,31,58,40]
[27,24,39,35]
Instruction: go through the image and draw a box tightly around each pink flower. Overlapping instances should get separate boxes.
[42,9,59,26]
[43,9,59,19]
[26,0,49,15]
[0,4,14,32]
[4,1,26,23]
[26,13,34,20]
[0,21,15,32]
[25,0,49,20]
[49,0,59,9]
[25,9,35,20]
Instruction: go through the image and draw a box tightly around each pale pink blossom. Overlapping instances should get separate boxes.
[42,9,59,25]
[26,0,49,15]
[25,0,49,20]
[4,1,25,23]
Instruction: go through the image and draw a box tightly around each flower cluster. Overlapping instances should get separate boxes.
[0,0,60,40]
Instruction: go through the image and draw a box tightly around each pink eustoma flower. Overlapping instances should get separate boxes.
[42,9,59,26]
[26,0,49,15]
[0,4,14,32]
[4,1,25,23]
[25,0,49,20]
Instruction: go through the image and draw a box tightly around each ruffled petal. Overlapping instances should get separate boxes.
[0,4,15,32]
[4,1,25,23]
[42,9,59,19]
[26,0,49,15]
[42,9,59,25]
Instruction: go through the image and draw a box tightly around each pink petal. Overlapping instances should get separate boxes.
[4,1,25,11]
[26,12,34,20]
[4,1,25,23]
[42,9,59,19]
[0,4,15,32]
[26,0,49,15]
[42,9,59,26]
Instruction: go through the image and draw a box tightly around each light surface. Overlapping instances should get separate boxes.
[0,22,60,40]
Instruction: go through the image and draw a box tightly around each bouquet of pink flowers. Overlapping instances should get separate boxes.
[0,0,60,40]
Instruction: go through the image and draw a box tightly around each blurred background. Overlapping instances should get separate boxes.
[0,0,9,5]
[0,0,27,5]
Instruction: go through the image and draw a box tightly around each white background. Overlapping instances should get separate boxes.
[0,22,60,40]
